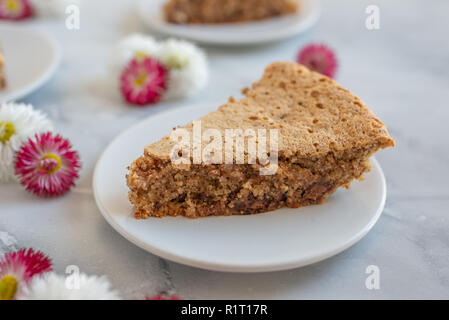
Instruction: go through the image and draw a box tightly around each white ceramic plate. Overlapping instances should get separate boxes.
[93,104,386,272]
[0,24,61,103]
[137,0,321,46]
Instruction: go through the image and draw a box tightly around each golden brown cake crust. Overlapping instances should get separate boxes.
[127,62,394,219]
[164,0,299,24]
[145,62,394,161]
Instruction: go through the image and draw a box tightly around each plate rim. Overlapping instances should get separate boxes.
[0,23,61,103]
[93,105,387,273]
[136,0,322,46]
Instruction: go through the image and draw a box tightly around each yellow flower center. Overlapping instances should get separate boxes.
[5,0,21,13]
[165,53,189,70]
[0,275,18,300]
[0,121,15,144]
[134,72,148,87]
[38,153,62,174]
[134,51,149,61]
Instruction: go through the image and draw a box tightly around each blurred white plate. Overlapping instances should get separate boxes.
[0,24,61,103]
[93,104,387,272]
[137,0,321,45]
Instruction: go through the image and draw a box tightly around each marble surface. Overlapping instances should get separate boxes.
[1,0,448,299]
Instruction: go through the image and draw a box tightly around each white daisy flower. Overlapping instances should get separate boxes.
[30,0,82,18]
[0,103,53,183]
[113,35,208,101]
[115,33,161,69]
[158,38,208,100]
[18,272,121,300]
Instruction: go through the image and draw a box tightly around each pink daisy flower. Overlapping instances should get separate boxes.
[0,0,33,20]
[297,43,338,78]
[15,132,81,197]
[0,248,52,300]
[120,57,168,106]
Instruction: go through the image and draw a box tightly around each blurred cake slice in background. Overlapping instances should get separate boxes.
[0,46,5,89]
[164,0,299,24]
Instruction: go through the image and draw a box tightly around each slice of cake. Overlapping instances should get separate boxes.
[164,0,299,24]
[0,47,5,89]
[127,62,394,219]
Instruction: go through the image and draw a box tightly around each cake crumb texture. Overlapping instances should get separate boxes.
[127,62,394,219]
